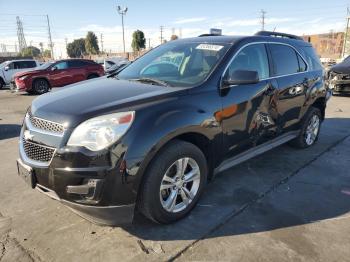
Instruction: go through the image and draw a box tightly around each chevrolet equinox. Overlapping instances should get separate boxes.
[17,31,331,225]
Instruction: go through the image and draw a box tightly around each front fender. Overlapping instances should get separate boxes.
[122,95,222,193]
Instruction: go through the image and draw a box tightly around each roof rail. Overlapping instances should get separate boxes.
[198,34,221,37]
[255,31,303,41]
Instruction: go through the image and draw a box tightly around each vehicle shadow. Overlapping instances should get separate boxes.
[0,124,21,140]
[121,117,350,242]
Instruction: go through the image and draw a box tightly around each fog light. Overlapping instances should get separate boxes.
[66,179,103,201]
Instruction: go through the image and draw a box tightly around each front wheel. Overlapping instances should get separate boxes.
[138,140,208,224]
[289,107,322,148]
[33,79,49,95]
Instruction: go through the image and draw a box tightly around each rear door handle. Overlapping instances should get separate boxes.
[289,86,303,95]
[264,83,276,95]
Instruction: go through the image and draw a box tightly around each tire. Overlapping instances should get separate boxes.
[138,140,208,224]
[87,74,99,80]
[289,107,322,149]
[0,78,4,89]
[33,79,49,95]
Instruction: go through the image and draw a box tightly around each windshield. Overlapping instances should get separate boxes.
[36,61,55,70]
[0,61,9,68]
[117,42,230,87]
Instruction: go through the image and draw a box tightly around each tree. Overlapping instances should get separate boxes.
[20,46,41,57]
[67,38,86,58]
[170,35,179,41]
[131,30,146,52]
[85,31,99,55]
[43,49,51,58]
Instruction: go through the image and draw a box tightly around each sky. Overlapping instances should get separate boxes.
[0,0,349,58]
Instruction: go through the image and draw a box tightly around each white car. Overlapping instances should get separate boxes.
[0,59,41,89]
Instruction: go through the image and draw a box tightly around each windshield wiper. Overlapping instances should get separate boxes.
[131,77,171,87]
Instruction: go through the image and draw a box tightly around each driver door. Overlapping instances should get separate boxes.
[49,61,72,86]
[220,43,279,159]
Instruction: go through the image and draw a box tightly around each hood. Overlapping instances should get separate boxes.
[31,77,185,127]
[330,60,350,74]
[14,68,44,78]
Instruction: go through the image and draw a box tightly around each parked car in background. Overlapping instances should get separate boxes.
[13,59,104,94]
[0,59,40,89]
[17,31,331,225]
[328,56,350,94]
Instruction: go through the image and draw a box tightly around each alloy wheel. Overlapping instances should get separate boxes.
[305,114,320,146]
[159,157,201,213]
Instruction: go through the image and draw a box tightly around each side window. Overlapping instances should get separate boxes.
[297,54,307,72]
[13,62,22,69]
[68,60,82,68]
[8,62,14,70]
[301,46,323,71]
[20,61,37,69]
[226,44,269,79]
[55,61,68,70]
[269,44,300,76]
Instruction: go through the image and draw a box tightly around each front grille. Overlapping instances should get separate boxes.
[28,109,64,134]
[22,138,55,163]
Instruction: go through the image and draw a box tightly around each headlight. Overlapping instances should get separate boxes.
[67,111,135,151]
[19,75,28,81]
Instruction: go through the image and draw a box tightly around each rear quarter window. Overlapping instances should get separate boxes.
[301,46,323,71]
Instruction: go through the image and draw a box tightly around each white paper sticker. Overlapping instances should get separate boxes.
[196,44,224,51]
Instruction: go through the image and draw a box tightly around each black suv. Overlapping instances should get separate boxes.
[17,31,331,225]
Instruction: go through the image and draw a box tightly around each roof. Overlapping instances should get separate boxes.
[175,33,312,47]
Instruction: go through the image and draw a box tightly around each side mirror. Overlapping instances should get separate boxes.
[51,66,57,71]
[222,70,259,87]
[4,66,9,71]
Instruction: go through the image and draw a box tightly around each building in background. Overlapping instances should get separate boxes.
[302,32,344,60]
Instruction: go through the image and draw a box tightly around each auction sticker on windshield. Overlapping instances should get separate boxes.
[196,44,224,51]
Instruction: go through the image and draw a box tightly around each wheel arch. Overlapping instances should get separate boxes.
[311,97,326,120]
[130,130,216,199]
[32,77,51,90]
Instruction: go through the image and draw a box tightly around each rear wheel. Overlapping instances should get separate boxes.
[33,79,49,95]
[289,107,322,148]
[138,140,207,224]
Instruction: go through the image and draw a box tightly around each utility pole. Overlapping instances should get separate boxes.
[342,7,350,58]
[179,28,182,38]
[160,26,164,44]
[16,16,27,52]
[64,38,68,58]
[100,33,104,53]
[46,15,54,59]
[148,38,151,49]
[117,5,128,54]
[260,9,267,31]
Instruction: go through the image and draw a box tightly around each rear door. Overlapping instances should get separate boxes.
[267,43,309,131]
[68,60,87,84]
[220,43,279,159]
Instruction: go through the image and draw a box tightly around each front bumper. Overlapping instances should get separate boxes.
[17,112,141,225]
[329,77,350,93]
[36,183,135,225]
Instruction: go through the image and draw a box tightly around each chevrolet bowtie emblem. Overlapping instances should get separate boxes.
[23,130,34,141]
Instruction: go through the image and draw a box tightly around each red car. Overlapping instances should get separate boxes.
[13,59,105,94]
